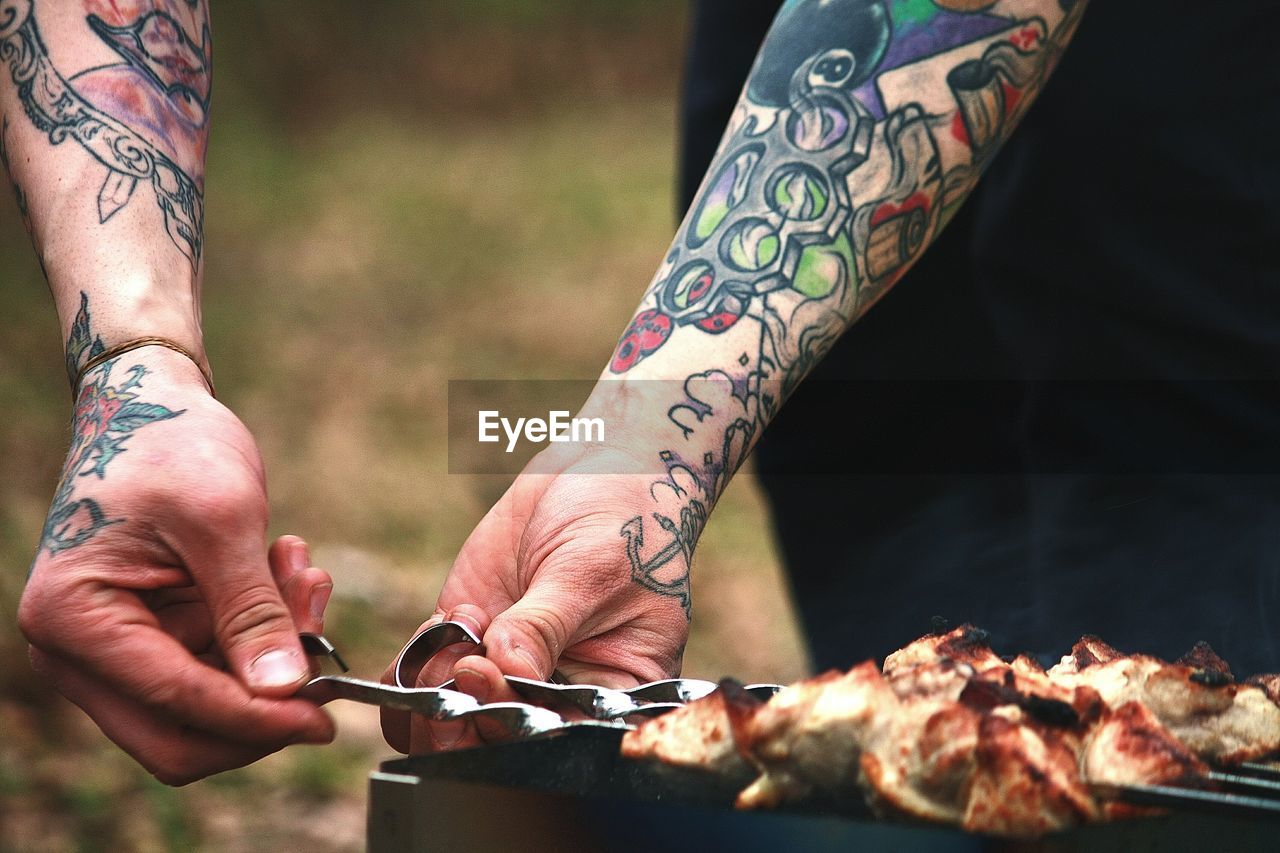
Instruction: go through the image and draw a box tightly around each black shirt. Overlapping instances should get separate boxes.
[680,1,1280,674]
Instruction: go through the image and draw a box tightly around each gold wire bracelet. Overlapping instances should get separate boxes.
[74,337,216,399]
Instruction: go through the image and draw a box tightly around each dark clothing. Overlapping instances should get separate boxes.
[680,1,1280,674]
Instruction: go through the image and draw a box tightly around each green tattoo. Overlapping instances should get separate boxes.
[40,295,183,556]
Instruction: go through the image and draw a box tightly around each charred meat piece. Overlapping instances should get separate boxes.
[1048,654,1280,764]
[1051,635,1124,675]
[1177,641,1234,679]
[620,679,760,778]
[1082,699,1208,820]
[860,699,982,825]
[735,662,897,809]
[1246,673,1280,706]
[961,711,1101,837]
[883,625,1005,675]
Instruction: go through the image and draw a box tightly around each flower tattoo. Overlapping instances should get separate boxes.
[40,359,183,555]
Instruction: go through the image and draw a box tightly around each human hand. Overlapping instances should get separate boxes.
[18,348,335,785]
[382,438,696,753]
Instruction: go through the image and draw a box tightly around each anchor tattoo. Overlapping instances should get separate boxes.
[620,501,706,620]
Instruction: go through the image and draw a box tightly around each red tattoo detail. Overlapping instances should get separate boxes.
[694,310,742,333]
[610,310,673,373]
[686,273,714,305]
[1001,82,1022,117]
[870,191,931,228]
[1010,26,1041,51]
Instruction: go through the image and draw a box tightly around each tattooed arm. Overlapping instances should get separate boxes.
[385,0,1086,751]
[3,1,333,783]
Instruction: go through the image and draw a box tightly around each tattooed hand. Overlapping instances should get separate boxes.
[18,347,335,785]
[382,427,692,753]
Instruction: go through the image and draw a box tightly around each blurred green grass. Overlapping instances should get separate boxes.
[0,3,809,849]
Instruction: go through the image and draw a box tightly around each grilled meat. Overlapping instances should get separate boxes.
[619,680,759,778]
[623,626,1279,837]
[735,662,897,809]
[1083,701,1208,793]
[961,710,1101,835]
[1246,673,1280,706]
[1047,648,1280,765]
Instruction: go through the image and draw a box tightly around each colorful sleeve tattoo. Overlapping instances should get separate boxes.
[614,0,1086,616]
[1,0,209,267]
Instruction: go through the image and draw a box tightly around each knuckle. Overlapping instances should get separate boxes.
[133,670,184,711]
[145,438,266,528]
[145,753,191,787]
[16,588,45,648]
[194,476,267,530]
[151,767,197,787]
[513,604,572,660]
[17,576,69,649]
[213,587,291,651]
[145,749,204,787]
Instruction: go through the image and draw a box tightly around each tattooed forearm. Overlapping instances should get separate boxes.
[612,0,1086,605]
[41,294,182,556]
[0,0,209,266]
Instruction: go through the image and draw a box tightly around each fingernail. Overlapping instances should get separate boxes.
[249,649,307,689]
[310,584,333,624]
[456,667,490,703]
[431,720,466,750]
[290,539,310,575]
[446,608,483,641]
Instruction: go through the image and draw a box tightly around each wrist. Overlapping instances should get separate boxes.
[76,342,214,402]
[556,376,753,538]
[580,375,758,482]
[56,282,206,361]
[57,286,208,392]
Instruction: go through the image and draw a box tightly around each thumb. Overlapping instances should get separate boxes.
[482,586,586,681]
[189,532,311,697]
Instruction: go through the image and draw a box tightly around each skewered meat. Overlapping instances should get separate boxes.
[1082,701,1208,809]
[621,626,1278,838]
[960,710,1101,834]
[618,680,759,779]
[736,662,899,809]
[1047,641,1280,764]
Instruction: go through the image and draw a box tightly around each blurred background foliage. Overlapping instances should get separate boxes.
[0,2,809,849]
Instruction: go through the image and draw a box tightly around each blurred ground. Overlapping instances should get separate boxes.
[0,2,810,850]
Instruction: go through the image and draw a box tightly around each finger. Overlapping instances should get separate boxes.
[33,649,334,785]
[380,605,491,754]
[550,660,646,690]
[270,537,333,632]
[414,603,490,687]
[152,548,333,653]
[448,656,521,746]
[381,611,446,754]
[454,653,517,703]
[25,583,334,744]
[268,535,308,587]
[183,524,312,696]
[481,586,589,682]
[408,709,481,754]
[405,657,494,753]
[279,567,333,637]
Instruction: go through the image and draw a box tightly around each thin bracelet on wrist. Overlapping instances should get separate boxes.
[74,337,216,399]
